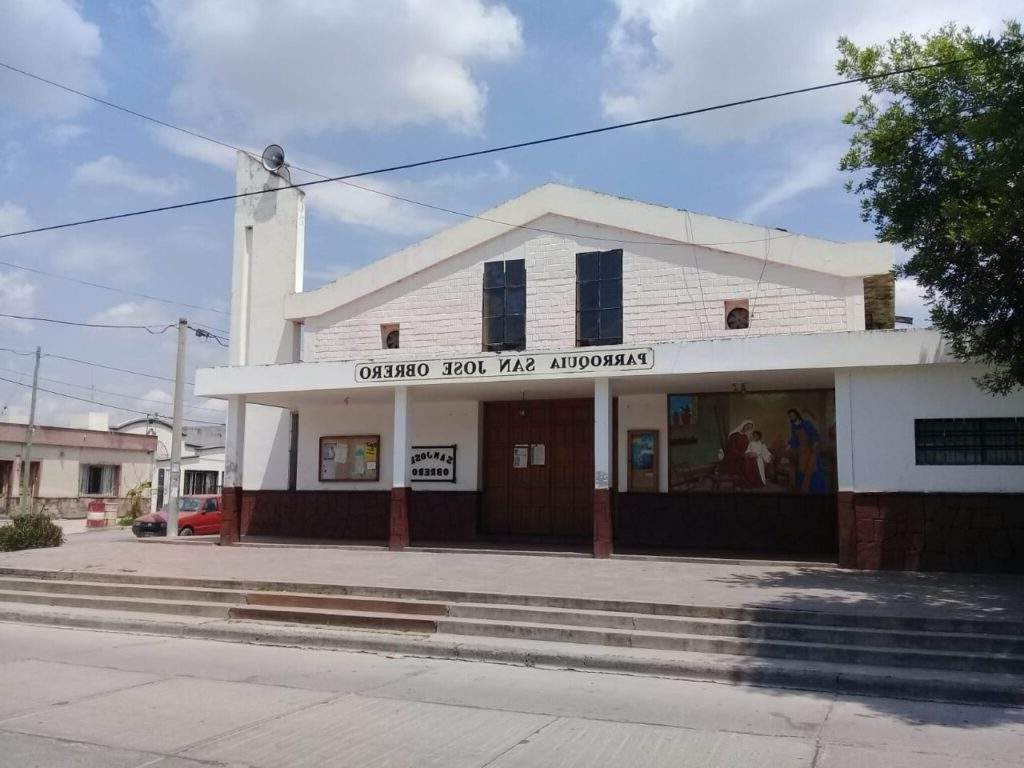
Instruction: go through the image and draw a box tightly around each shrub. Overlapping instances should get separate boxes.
[119,480,152,525]
[0,513,65,552]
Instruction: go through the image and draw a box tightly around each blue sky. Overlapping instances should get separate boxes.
[0,0,1018,426]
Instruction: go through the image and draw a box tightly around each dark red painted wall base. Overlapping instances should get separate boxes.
[614,492,839,557]
[238,489,480,544]
[241,490,390,541]
[838,492,1024,573]
[409,491,480,543]
[593,489,613,558]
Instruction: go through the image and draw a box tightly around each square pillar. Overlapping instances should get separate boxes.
[593,377,614,558]
[389,386,411,550]
[834,371,856,567]
[220,395,245,545]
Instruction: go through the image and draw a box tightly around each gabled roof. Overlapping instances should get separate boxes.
[285,183,892,321]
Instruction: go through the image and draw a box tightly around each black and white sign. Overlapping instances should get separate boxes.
[356,348,654,383]
[410,445,457,483]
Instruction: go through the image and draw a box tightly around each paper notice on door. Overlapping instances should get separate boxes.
[530,444,545,466]
[513,444,529,469]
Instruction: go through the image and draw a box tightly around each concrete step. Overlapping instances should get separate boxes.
[436,616,1024,675]
[0,577,247,605]
[244,592,448,616]
[0,601,1022,707]
[0,589,231,619]
[229,605,438,633]
[448,603,1024,655]
[3,567,1022,637]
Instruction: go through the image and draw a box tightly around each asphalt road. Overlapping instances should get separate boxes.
[0,622,1021,767]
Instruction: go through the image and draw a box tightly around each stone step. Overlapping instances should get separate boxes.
[1,601,1022,706]
[0,590,231,619]
[3,567,1022,637]
[244,592,448,616]
[0,577,247,605]
[435,617,1024,675]
[448,603,1024,655]
[229,605,438,633]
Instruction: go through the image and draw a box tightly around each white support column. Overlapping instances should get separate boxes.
[392,386,410,488]
[390,386,411,548]
[833,371,855,492]
[594,378,613,489]
[593,377,614,557]
[221,394,246,544]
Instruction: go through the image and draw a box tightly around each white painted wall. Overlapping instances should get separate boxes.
[0,443,152,498]
[308,215,860,363]
[225,151,304,490]
[296,399,481,491]
[616,394,670,493]
[840,364,1024,492]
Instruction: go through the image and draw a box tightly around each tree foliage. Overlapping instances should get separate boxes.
[838,22,1024,393]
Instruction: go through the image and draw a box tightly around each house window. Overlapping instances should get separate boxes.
[725,299,750,330]
[915,418,1024,465]
[576,249,622,346]
[482,259,526,351]
[183,470,220,495]
[79,464,119,496]
[381,324,400,349]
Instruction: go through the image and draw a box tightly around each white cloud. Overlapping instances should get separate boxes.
[739,146,844,223]
[0,271,38,331]
[151,0,522,136]
[88,301,170,328]
[0,202,33,234]
[151,127,238,172]
[72,156,190,197]
[602,1,1020,144]
[0,0,102,119]
[895,276,932,327]
[46,123,89,145]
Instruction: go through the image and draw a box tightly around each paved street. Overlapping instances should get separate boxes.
[0,621,1021,767]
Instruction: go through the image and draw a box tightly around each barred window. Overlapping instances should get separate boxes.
[576,249,622,346]
[915,418,1024,465]
[482,259,526,351]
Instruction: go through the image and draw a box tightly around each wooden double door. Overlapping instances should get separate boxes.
[482,399,593,538]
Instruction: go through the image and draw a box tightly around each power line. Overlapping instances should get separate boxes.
[0,375,223,425]
[0,346,185,385]
[0,313,228,343]
[0,50,1003,242]
[0,312,175,333]
[0,364,225,415]
[0,257,229,321]
[1,58,795,251]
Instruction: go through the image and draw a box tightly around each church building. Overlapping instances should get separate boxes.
[195,153,1024,572]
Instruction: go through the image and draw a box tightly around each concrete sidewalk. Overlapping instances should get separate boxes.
[1,536,1021,622]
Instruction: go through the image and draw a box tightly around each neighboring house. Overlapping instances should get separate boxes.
[113,418,225,512]
[0,421,156,517]
[194,152,1024,572]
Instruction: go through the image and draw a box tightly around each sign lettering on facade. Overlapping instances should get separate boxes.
[356,348,654,384]
[410,445,456,483]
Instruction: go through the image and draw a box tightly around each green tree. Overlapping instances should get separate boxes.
[838,22,1024,393]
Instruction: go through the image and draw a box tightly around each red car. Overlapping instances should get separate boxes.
[132,494,222,537]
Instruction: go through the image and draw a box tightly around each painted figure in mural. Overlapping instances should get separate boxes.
[788,408,826,492]
[745,429,773,485]
[720,420,764,488]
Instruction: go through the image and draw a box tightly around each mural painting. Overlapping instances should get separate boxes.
[667,390,836,493]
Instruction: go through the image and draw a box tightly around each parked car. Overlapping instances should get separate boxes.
[132,495,222,537]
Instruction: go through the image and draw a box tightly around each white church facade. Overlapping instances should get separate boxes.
[195,153,1024,571]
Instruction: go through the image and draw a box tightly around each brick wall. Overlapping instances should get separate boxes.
[838,492,1024,573]
[308,215,857,362]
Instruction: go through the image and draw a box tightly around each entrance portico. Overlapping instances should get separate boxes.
[203,331,950,561]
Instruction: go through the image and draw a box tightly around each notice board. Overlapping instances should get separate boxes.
[319,435,380,482]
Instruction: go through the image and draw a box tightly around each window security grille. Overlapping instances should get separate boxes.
[914,418,1024,465]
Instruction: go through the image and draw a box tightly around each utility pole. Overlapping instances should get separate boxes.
[18,346,41,515]
[166,319,187,537]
